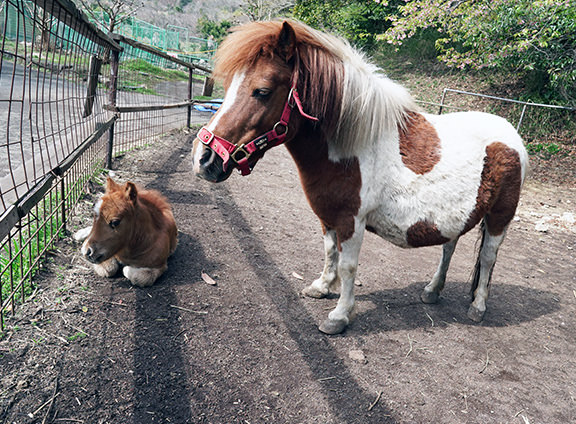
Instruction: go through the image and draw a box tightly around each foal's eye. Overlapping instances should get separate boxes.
[109,219,121,229]
[252,88,272,99]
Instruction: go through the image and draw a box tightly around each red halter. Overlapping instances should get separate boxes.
[196,86,318,176]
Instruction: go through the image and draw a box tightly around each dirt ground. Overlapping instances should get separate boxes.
[1,126,575,424]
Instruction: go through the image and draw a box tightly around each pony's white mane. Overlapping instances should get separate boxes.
[305,26,419,157]
[213,20,419,158]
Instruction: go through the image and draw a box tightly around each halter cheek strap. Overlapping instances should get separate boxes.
[197,87,318,176]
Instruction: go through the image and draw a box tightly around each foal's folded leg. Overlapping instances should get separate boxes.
[93,257,120,278]
[123,264,167,287]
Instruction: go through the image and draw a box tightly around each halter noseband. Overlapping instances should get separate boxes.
[196,85,318,176]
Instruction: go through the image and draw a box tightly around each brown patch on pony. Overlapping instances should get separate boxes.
[398,113,441,174]
[463,142,522,236]
[287,135,361,251]
[213,20,345,139]
[406,221,449,247]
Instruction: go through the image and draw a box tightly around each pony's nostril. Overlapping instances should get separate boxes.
[200,147,215,165]
[85,247,93,259]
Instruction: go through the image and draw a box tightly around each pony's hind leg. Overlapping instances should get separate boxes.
[302,229,339,299]
[421,238,458,304]
[468,223,507,322]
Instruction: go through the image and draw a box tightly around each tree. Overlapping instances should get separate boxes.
[241,0,295,21]
[381,0,576,104]
[293,0,402,50]
[79,0,143,34]
[196,17,232,43]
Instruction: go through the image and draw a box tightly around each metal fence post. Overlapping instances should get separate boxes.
[517,104,528,132]
[438,88,447,115]
[60,177,66,235]
[187,68,193,128]
[107,48,120,169]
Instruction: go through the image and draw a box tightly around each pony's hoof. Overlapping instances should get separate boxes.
[302,285,328,299]
[319,318,348,335]
[420,290,440,304]
[467,305,485,322]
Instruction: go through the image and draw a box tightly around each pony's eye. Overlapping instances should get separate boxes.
[109,219,121,229]
[252,88,272,99]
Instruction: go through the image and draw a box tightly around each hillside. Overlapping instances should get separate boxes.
[134,0,243,33]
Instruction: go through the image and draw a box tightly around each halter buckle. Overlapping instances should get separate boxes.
[231,145,250,164]
[198,128,214,145]
[273,122,288,137]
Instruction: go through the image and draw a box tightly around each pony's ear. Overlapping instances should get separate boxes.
[277,21,296,62]
[125,182,138,204]
[106,177,120,192]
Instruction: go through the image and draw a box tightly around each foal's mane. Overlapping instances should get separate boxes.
[213,20,418,157]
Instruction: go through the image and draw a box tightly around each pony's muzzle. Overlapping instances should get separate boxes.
[193,141,233,183]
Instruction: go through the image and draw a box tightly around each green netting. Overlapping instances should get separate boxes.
[1,0,35,43]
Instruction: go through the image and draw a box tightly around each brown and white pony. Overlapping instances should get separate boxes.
[77,177,177,287]
[191,20,528,334]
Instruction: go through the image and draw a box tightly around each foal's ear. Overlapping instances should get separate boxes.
[277,21,296,62]
[106,177,120,192]
[125,182,138,204]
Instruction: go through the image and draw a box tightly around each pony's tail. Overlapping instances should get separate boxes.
[470,220,487,299]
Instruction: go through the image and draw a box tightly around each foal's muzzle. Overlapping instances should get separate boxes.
[82,244,105,264]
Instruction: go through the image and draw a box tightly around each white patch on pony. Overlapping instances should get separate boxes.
[327,50,417,161]
[93,199,102,217]
[357,111,527,247]
[208,71,245,132]
[193,72,246,173]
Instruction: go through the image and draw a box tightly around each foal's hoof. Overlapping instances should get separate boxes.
[467,305,486,323]
[302,285,328,299]
[319,318,348,335]
[420,290,440,304]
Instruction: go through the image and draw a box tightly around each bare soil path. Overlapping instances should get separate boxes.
[1,129,575,424]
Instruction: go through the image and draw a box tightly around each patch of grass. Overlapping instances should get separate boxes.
[1,190,64,321]
[67,331,87,342]
[118,58,192,96]
[526,142,563,158]
[121,58,188,80]
[372,37,576,146]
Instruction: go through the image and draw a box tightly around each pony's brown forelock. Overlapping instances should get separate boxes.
[213,20,344,138]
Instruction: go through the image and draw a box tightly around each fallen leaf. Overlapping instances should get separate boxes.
[201,271,217,286]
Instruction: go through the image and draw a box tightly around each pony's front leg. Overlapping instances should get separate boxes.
[302,229,339,298]
[319,224,365,335]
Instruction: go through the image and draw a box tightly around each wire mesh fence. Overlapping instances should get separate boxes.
[417,88,576,145]
[0,0,212,330]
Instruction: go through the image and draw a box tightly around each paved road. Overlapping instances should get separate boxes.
[0,60,209,214]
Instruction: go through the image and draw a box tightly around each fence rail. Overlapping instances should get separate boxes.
[0,0,212,330]
[426,88,576,144]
